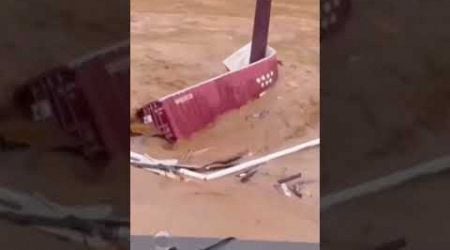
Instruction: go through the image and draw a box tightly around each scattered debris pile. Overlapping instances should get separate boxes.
[130,138,320,182]
[274,172,304,198]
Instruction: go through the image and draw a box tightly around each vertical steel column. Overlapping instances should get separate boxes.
[250,0,272,63]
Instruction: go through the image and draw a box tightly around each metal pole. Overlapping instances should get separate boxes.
[250,0,272,63]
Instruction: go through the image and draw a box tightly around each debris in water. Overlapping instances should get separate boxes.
[14,41,129,161]
[240,170,258,183]
[277,172,302,184]
[130,138,319,181]
[290,183,304,198]
[279,183,293,197]
[138,43,279,142]
[246,110,270,120]
[274,173,307,198]
[199,154,244,171]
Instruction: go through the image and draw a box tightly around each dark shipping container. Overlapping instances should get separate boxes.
[15,41,130,159]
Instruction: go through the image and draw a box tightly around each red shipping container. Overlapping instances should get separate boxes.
[15,41,130,158]
[139,45,279,142]
[75,43,130,155]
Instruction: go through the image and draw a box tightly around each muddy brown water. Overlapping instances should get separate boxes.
[131,0,319,243]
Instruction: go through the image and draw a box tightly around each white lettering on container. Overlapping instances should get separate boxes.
[174,93,194,105]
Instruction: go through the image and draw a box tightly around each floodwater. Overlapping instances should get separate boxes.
[131,0,320,243]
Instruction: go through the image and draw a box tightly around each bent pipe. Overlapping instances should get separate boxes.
[131,138,320,181]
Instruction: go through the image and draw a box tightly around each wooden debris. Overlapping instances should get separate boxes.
[240,170,258,183]
[201,154,244,169]
[277,172,302,184]
[274,173,306,199]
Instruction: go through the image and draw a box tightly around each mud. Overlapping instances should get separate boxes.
[131,0,319,243]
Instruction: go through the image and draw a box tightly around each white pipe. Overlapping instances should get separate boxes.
[130,157,194,180]
[177,168,210,180]
[321,155,450,211]
[130,152,179,166]
[130,138,320,181]
[204,138,320,180]
[175,138,319,181]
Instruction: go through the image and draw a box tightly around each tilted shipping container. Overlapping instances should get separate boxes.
[15,41,130,159]
[138,45,279,142]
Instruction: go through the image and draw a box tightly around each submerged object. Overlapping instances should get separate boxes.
[14,41,130,159]
[138,44,279,142]
[138,0,278,142]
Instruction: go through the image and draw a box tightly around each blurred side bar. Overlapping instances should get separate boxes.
[14,41,130,160]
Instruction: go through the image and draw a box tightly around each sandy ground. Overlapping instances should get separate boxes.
[131,0,319,243]
[0,0,128,249]
[321,0,450,248]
